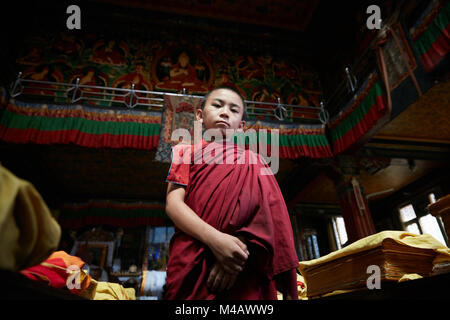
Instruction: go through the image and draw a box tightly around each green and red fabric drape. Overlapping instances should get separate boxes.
[241,122,333,159]
[411,0,450,73]
[0,95,334,159]
[57,201,170,228]
[328,73,389,155]
[0,99,161,150]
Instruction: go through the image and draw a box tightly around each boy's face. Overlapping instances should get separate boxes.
[196,89,245,133]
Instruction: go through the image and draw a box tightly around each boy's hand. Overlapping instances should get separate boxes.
[206,231,249,275]
[207,262,238,293]
[166,184,248,274]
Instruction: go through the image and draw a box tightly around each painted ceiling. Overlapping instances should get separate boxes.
[89,0,320,31]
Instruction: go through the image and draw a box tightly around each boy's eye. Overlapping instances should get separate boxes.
[231,109,239,113]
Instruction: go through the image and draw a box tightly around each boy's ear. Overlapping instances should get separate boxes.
[195,108,203,122]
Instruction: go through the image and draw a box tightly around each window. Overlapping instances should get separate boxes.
[398,193,447,246]
[300,229,321,260]
[399,204,420,233]
[332,216,348,249]
[306,232,320,259]
[146,226,174,271]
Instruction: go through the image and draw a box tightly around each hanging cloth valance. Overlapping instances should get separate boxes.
[327,72,389,155]
[0,98,161,150]
[0,91,333,159]
[238,121,333,159]
[410,0,450,73]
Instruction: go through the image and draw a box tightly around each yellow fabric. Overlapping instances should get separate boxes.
[298,231,450,274]
[398,273,423,282]
[91,279,136,300]
[125,288,136,300]
[0,164,61,271]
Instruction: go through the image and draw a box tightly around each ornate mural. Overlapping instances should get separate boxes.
[15,30,323,114]
[152,46,213,93]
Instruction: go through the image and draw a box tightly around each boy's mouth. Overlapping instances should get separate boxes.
[215,121,229,127]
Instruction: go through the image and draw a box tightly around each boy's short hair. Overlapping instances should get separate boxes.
[201,85,247,120]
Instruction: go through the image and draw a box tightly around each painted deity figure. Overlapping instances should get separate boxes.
[156,52,208,93]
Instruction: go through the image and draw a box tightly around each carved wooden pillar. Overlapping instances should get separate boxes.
[328,156,376,244]
[428,194,450,243]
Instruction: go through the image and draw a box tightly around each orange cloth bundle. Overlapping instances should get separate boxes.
[20,251,94,298]
[20,251,136,300]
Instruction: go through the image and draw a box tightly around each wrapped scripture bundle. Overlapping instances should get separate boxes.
[298,231,450,298]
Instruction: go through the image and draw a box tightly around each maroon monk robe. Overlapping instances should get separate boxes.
[164,140,299,300]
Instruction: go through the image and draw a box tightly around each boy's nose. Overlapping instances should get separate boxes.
[219,109,230,119]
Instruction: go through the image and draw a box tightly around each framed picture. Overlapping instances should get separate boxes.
[71,241,115,268]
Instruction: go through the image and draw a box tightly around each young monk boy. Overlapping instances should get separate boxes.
[164,86,299,300]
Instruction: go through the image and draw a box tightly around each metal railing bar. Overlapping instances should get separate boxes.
[16,78,320,110]
[11,76,326,123]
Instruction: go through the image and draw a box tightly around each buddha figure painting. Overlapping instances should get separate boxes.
[21,65,64,97]
[154,50,211,93]
[90,39,128,66]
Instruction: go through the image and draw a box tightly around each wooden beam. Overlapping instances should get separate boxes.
[360,138,450,160]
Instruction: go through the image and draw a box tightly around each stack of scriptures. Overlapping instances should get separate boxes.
[298,231,450,298]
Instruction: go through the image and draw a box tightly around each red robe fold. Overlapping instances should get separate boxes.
[165,140,299,300]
